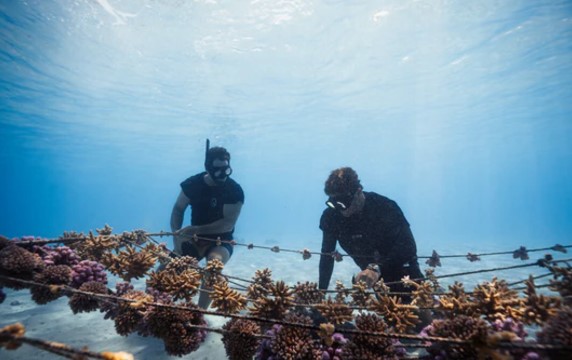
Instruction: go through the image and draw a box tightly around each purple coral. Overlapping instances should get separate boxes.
[71,260,107,288]
[492,317,528,340]
[42,246,81,266]
[319,333,347,360]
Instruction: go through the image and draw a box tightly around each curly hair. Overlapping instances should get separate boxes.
[205,146,230,167]
[324,167,362,195]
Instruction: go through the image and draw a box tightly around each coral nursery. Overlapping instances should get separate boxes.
[0,225,571,359]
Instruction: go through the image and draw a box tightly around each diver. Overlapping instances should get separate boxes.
[170,140,244,309]
[318,167,423,296]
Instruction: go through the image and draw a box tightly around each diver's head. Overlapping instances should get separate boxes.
[205,146,232,184]
[324,167,364,216]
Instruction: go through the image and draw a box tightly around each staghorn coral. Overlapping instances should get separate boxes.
[210,280,247,314]
[368,295,419,333]
[246,268,273,300]
[548,265,572,302]
[472,277,523,322]
[69,281,109,314]
[335,280,350,303]
[164,255,199,273]
[221,318,261,360]
[30,265,72,305]
[71,230,120,261]
[293,281,324,305]
[402,278,435,308]
[101,244,158,282]
[315,298,354,325]
[521,276,561,326]
[437,281,479,318]
[350,280,372,307]
[249,281,295,320]
[421,315,490,359]
[144,302,207,356]
[146,267,201,302]
[346,313,401,360]
[203,258,225,288]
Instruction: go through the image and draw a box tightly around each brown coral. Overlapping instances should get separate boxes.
[423,315,490,359]
[270,312,315,359]
[210,281,247,314]
[0,322,26,350]
[249,281,294,320]
[368,295,418,333]
[346,313,399,360]
[246,268,273,300]
[350,281,372,308]
[69,281,109,314]
[293,281,324,305]
[472,277,523,322]
[522,276,561,325]
[114,291,153,336]
[315,298,354,325]
[221,318,261,360]
[101,244,158,281]
[144,302,207,356]
[536,306,572,359]
[30,265,72,304]
[146,268,201,302]
[0,245,44,276]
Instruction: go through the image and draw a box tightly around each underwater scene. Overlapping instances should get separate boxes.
[1,0,571,359]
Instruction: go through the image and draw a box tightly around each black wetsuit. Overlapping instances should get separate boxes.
[319,191,422,292]
[179,172,244,258]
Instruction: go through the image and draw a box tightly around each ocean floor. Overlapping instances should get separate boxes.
[0,241,565,359]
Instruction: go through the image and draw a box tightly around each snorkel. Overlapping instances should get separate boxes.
[204,139,232,184]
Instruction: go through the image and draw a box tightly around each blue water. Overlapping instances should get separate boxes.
[1,0,571,255]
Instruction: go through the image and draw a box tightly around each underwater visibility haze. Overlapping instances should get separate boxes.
[1,0,572,254]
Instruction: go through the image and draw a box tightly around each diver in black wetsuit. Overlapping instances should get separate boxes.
[170,142,244,308]
[318,167,423,296]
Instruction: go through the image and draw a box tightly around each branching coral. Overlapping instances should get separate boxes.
[113,290,153,336]
[210,280,247,314]
[335,280,350,303]
[548,265,572,302]
[522,276,561,325]
[368,295,419,333]
[422,315,490,359]
[346,313,401,360]
[30,265,72,304]
[536,307,572,359]
[101,244,158,282]
[69,281,109,314]
[472,277,523,322]
[144,302,207,356]
[222,318,261,360]
[293,281,324,305]
[402,277,435,308]
[350,280,372,307]
[203,258,225,288]
[268,313,314,360]
[246,268,273,300]
[146,267,201,302]
[70,229,120,261]
[315,298,354,325]
[249,281,294,320]
[437,281,479,318]
[0,245,44,278]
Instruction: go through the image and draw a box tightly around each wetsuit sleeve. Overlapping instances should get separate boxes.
[319,231,337,290]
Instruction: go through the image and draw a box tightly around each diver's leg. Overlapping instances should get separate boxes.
[197,246,231,309]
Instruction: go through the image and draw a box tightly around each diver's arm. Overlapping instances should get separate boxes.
[318,232,337,290]
[178,202,243,237]
[171,191,189,232]
[171,191,189,254]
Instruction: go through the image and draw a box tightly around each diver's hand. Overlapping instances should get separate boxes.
[354,269,380,288]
